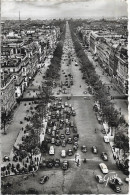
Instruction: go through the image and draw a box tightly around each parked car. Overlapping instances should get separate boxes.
[81,145,87,153]
[62,140,66,147]
[65,128,70,135]
[109,180,121,193]
[51,130,56,137]
[51,114,56,119]
[116,161,129,175]
[59,133,65,138]
[54,159,60,168]
[49,146,55,155]
[61,150,66,158]
[45,138,51,143]
[46,159,54,168]
[73,134,79,141]
[92,146,98,154]
[47,128,52,135]
[50,137,55,144]
[40,160,47,168]
[40,176,49,184]
[99,163,109,174]
[70,121,74,127]
[74,141,79,148]
[55,139,61,146]
[61,161,69,170]
[64,102,68,107]
[73,127,78,133]
[124,177,130,183]
[47,121,53,127]
[67,149,73,156]
[101,152,108,161]
[104,136,109,143]
[67,137,73,144]
[95,175,104,184]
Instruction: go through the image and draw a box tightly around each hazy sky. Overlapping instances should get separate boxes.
[1,0,128,20]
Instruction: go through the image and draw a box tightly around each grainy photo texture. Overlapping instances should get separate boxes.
[1,0,129,194]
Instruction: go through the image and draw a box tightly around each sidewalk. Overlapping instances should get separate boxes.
[103,122,128,162]
[1,105,48,178]
[1,102,32,158]
[87,52,128,123]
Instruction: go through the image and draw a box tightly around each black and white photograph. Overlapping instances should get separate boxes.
[1,0,129,194]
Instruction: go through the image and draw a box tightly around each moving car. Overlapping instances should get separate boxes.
[81,145,87,153]
[40,176,49,184]
[109,180,121,193]
[3,156,10,162]
[61,150,66,158]
[104,136,109,143]
[112,177,123,185]
[95,175,104,184]
[92,146,98,154]
[72,111,76,116]
[101,152,108,161]
[99,163,109,174]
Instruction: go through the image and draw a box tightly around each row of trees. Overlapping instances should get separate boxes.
[20,23,66,153]
[69,23,128,154]
[46,23,66,80]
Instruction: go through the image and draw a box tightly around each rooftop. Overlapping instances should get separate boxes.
[1,73,14,88]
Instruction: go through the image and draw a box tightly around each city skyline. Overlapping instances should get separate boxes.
[1,0,128,20]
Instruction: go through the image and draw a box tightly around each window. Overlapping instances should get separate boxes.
[13,68,15,72]
[15,93,18,97]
